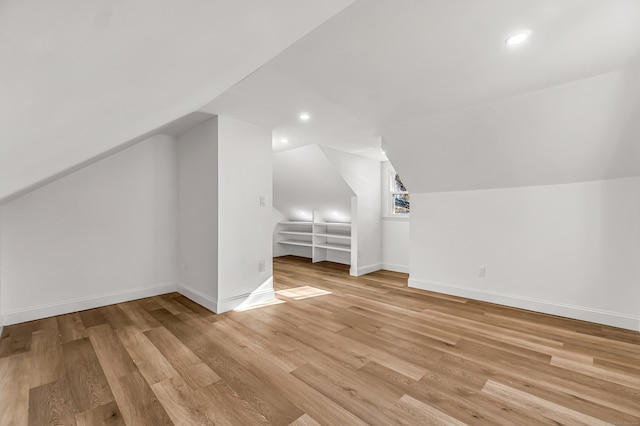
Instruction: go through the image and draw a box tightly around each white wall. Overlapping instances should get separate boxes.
[409,177,640,331]
[382,220,410,274]
[217,116,274,311]
[0,135,178,325]
[176,118,219,312]
[321,147,381,275]
[0,213,3,333]
[380,161,410,273]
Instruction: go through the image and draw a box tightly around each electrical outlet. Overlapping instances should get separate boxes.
[259,260,266,273]
[478,267,486,277]
[259,195,266,207]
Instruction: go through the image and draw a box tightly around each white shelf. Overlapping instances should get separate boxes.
[278,240,313,248]
[315,243,351,252]
[314,222,351,228]
[315,233,351,240]
[278,215,352,263]
[279,231,313,236]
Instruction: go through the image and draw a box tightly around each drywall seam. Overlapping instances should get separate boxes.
[409,277,640,332]
[3,282,177,325]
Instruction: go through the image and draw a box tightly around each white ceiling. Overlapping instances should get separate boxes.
[200,62,386,160]
[205,0,640,189]
[0,0,355,202]
[383,66,640,193]
[268,0,640,125]
[3,0,640,200]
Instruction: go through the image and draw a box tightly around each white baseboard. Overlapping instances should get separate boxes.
[354,263,383,276]
[382,263,409,274]
[216,287,275,313]
[177,280,276,314]
[176,283,219,314]
[409,278,640,332]
[2,282,178,326]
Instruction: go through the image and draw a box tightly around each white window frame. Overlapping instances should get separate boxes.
[389,170,409,217]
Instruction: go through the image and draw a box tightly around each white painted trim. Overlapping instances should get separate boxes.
[2,282,178,325]
[409,278,640,332]
[382,263,409,274]
[382,216,409,222]
[216,286,275,313]
[355,263,382,276]
[176,283,219,314]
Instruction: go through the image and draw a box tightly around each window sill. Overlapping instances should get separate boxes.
[382,216,409,222]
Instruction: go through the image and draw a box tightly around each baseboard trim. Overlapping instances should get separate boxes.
[3,282,178,325]
[355,263,383,276]
[177,281,276,314]
[176,283,219,314]
[216,287,275,313]
[409,278,640,332]
[382,263,409,274]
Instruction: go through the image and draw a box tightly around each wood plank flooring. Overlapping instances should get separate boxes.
[1,255,639,425]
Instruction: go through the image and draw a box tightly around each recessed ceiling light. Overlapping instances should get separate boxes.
[281,138,289,144]
[505,30,531,46]
[299,112,311,121]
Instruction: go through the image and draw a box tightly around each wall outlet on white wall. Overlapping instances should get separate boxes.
[478,267,486,277]
[259,260,266,273]
[259,195,266,207]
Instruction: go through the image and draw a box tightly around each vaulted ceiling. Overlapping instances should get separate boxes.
[205,0,640,191]
[0,0,355,202]
[3,0,640,200]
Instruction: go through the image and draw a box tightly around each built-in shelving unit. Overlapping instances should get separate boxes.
[315,243,351,252]
[278,240,313,247]
[277,211,352,265]
[277,221,313,250]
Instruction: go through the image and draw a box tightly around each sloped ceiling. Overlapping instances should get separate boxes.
[268,0,640,125]
[3,0,640,199]
[206,0,640,191]
[0,0,355,202]
[383,66,640,193]
[273,145,354,222]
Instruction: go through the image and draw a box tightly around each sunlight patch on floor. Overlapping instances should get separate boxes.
[276,286,332,300]
[234,298,286,312]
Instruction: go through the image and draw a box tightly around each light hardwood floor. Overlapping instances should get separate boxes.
[1,255,639,425]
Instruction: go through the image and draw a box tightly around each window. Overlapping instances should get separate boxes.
[390,172,409,215]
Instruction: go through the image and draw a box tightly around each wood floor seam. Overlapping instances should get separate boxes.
[1,255,638,425]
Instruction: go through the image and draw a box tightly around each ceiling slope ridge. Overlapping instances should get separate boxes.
[385,63,640,133]
[319,145,379,196]
[0,113,215,206]
[0,0,357,204]
[381,63,640,194]
[273,144,354,222]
